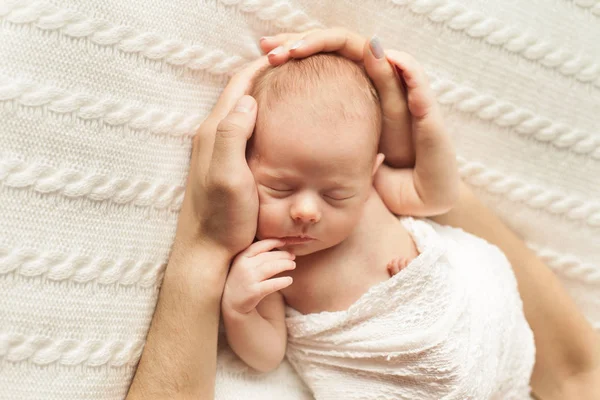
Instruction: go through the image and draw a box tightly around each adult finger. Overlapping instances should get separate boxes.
[206,56,269,125]
[258,276,294,298]
[208,95,257,185]
[263,28,366,66]
[286,28,365,62]
[261,32,316,65]
[258,259,296,281]
[385,50,437,119]
[364,36,408,122]
[259,32,304,54]
[364,37,413,167]
[241,238,287,258]
[193,56,268,170]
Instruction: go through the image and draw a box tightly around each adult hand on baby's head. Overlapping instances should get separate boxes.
[260,28,414,167]
[176,57,268,259]
[260,29,459,215]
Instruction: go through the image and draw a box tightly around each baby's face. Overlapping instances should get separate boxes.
[249,103,378,256]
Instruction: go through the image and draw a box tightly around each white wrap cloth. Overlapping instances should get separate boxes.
[285,218,535,400]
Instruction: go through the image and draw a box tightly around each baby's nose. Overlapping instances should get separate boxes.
[291,202,321,224]
[293,212,320,224]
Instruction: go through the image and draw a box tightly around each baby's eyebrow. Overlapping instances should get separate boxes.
[325,186,355,192]
[323,180,357,190]
[261,169,298,182]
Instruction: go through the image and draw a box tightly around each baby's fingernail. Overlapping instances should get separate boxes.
[370,35,384,59]
[260,36,273,42]
[268,45,284,56]
[290,40,304,50]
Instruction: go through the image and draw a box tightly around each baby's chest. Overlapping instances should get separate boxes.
[282,256,391,315]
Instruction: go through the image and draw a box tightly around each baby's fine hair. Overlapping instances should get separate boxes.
[250,53,382,147]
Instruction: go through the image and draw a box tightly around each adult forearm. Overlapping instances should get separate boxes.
[431,183,600,399]
[127,241,232,400]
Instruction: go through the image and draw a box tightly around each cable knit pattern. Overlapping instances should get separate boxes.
[430,77,600,159]
[0,1,598,399]
[0,1,247,75]
[458,158,600,226]
[389,0,600,88]
[0,244,165,287]
[218,0,323,31]
[0,156,184,211]
[0,76,202,138]
[569,0,600,16]
[0,333,144,367]
[528,243,600,283]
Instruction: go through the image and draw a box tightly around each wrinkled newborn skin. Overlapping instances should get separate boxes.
[248,54,383,256]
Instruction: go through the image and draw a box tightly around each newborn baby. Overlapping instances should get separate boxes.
[222,54,535,399]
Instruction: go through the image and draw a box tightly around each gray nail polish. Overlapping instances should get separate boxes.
[370,36,384,59]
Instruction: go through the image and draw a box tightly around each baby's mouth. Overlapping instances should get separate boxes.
[280,236,316,245]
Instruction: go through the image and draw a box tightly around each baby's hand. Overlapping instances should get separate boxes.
[222,239,295,315]
[387,257,409,277]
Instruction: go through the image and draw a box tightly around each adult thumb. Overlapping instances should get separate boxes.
[211,95,257,176]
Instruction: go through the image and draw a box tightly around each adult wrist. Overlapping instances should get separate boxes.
[164,237,234,301]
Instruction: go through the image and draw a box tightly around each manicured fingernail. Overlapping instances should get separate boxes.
[290,40,304,50]
[268,45,284,56]
[370,35,384,59]
[234,95,254,113]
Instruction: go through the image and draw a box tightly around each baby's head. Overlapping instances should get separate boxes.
[248,54,384,256]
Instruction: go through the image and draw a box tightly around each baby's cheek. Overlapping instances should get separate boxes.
[329,204,363,237]
[256,201,286,238]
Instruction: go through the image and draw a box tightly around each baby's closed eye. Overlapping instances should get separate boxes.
[323,192,355,201]
[262,184,293,197]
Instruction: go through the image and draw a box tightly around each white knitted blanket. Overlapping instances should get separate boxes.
[0,0,598,399]
[285,218,535,400]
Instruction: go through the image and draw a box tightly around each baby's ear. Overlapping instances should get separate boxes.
[372,153,385,176]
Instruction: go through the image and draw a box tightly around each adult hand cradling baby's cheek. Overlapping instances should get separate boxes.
[174,57,268,258]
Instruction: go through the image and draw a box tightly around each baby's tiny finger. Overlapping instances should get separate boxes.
[254,250,296,264]
[241,238,286,258]
[387,261,399,277]
[259,259,296,280]
[259,276,294,298]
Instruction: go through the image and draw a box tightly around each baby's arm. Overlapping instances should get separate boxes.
[373,52,459,217]
[221,239,295,372]
[223,292,287,372]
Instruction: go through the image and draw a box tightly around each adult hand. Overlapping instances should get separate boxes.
[176,56,269,260]
[127,56,268,400]
[260,28,414,167]
[260,29,459,213]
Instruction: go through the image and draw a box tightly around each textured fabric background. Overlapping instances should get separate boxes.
[0,0,598,399]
